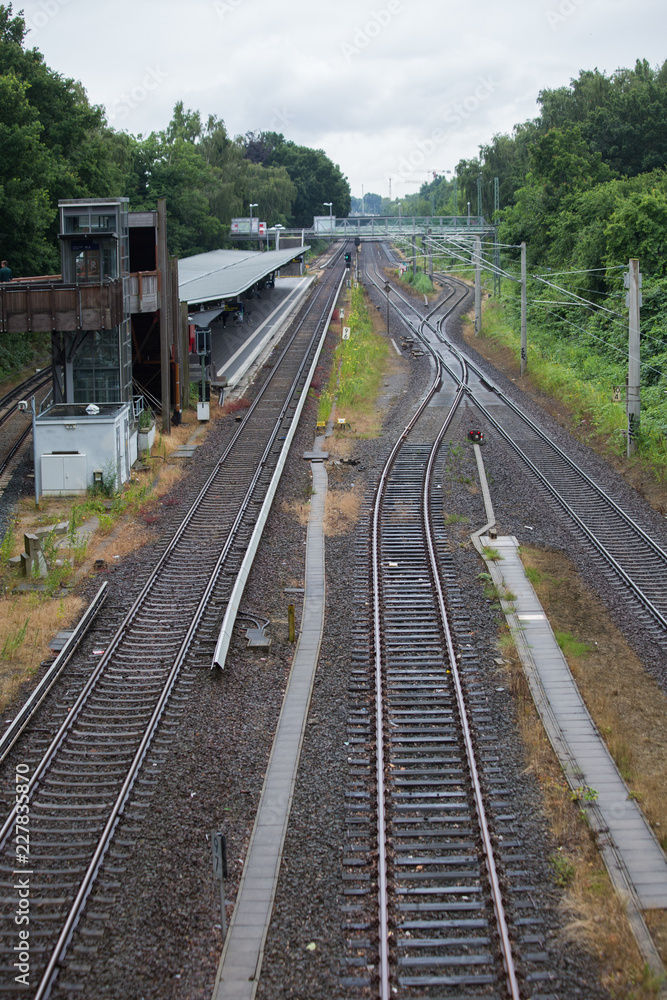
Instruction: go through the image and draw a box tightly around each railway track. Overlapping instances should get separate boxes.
[0,371,51,484]
[370,443,520,998]
[339,258,526,998]
[0,371,50,428]
[0,252,346,998]
[365,244,667,647]
[342,242,667,996]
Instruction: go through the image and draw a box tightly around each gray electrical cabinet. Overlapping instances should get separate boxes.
[34,402,135,498]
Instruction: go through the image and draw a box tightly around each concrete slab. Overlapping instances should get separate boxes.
[476,531,667,980]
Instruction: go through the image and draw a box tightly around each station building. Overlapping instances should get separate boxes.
[0,198,310,498]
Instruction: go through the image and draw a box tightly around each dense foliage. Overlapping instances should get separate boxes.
[241,131,350,227]
[396,58,667,453]
[0,4,350,271]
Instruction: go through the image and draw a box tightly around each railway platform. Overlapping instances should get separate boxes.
[209,276,313,389]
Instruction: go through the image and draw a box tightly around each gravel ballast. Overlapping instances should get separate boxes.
[3,277,664,997]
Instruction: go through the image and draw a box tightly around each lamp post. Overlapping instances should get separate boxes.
[467,201,471,227]
[323,202,333,232]
[274,224,284,250]
[385,281,390,336]
[249,203,258,236]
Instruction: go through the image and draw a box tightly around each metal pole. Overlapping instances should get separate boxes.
[520,241,527,376]
[32,395,39,507]
[157,197,171,434]
[627,258,641,456]
[385,282,390,336]
[474,237,482,337]
[493,178,500,297]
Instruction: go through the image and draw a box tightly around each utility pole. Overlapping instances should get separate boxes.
[493,177,500,297]
[625,258,642,456]
[157,197,171,434]
[520,241,527,376]
[474,237,482,336]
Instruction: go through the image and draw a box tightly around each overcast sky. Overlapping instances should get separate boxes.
[20,0,667,203]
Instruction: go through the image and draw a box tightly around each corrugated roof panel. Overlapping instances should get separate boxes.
[179,247,309,305]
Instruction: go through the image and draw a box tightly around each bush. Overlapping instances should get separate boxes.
[398,270,435,295]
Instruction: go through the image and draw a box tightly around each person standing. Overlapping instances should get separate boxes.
[0,260,12,282]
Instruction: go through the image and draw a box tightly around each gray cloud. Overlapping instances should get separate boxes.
[21,0,667,199]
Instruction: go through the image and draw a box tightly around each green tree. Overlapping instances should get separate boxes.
[0,72,55,273]
[243,132,351,226]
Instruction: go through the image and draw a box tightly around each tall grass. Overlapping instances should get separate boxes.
[318,286,391,425]
[397,270,435,295]
[0,332,51,381]
[480,296,667,476]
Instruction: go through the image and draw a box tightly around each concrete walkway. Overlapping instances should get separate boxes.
[479,533,667,981]
[211,435,329,1000]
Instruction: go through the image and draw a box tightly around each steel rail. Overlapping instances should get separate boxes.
[0,422,31,477]
[369,320,454,999]
[428,267,667,565]
[0,370,49,417]
[364,248,522,995]
[422,398,522,1000]
[365,254,488,997]
[377,257,667,635]
[1,257,348,999]
[462,396,667,631]
[424,275,667,632]
[0,254,346,853]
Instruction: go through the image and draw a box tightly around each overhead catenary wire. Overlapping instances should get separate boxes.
[392,235,667,357]
[535,303,666,381]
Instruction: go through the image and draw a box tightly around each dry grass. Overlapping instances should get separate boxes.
[0,411,209,713]
[325,435,355,461]
[323,485,364,537]
[281,498,311,528]
[154,417,207,457]
[502,641,660,998]
[0,592,84,711]
[334,411,384,441]
[80,522,153,574]
[519,546,667,849]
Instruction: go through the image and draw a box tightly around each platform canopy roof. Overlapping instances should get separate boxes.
[178,247,308,306]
